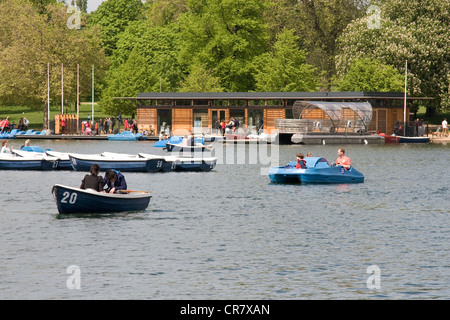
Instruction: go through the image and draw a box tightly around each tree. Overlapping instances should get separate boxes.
[334,58,404,92]
[178,0,270,92]
[265,0,368,90]
[179,64,224,92]
[336,0,450,113]
[88,0,144,56]
[0,0,107,126]
[100,23,182,115]
[254,29,318,92]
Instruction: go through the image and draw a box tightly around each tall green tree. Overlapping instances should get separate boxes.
[265,0,367,90]
[179,0,269,92]
[254,29,318,92]
[336,0,450,113]
[100,23,182,115]
[334,58,404,92]
[88,0,144,56]
[179,64,224,92]
[0,0,107,126]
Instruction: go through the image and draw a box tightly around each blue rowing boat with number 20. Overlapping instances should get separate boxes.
[52,184,152,214]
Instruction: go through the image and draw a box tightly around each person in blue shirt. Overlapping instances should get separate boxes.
[103,169,127,193]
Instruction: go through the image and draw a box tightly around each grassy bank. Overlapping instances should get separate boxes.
[1,103,131,130]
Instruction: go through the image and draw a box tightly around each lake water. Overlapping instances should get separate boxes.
[0,139,448,300]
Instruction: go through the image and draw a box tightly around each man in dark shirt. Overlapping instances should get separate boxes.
[103,169,127,193]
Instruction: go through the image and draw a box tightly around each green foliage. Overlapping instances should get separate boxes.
[88,0,144,56]
[0,0,107,106]
[254,29,318,92]
[100,23,182,115]
[336,0,450,111]
[179,64,224,92]
[179,0,270,92]
[335,58,404,92]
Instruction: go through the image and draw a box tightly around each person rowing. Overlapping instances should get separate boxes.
[103,169,127,194]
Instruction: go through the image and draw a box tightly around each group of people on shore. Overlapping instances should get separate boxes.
[295,148,351,170]
[80,163,128,194]
[215,117,240,136]
[0,116,29,133]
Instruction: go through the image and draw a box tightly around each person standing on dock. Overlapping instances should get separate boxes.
[442,118,448,137]
[335,148,351,170]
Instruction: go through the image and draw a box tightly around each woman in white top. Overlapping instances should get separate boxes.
[442,118,448,137]
[1,140,13,153]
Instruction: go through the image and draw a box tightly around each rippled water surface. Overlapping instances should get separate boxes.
[0,139,449,299]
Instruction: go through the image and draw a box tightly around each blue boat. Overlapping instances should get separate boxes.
[269,157,364,184]
[175,156,217,172]
[107,131,147,141]
[165,142,213,153]
[52,184,151,214]
[137,153,179,172]
[69,153,165,172]
[0,153,54,170]
[154,136,183,148]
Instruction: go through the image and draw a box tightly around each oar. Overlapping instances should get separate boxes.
[116,189,151,194]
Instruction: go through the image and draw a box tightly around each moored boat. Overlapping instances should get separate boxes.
[165,142,213,153]
[107,131,146,141]
[269,157,364,184]
[175,156,218,172]
[52,184,151,214]
[69,153,165,172]
[0,153,54,170]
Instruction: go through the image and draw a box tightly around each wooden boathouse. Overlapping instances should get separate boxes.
[116,92,431,135]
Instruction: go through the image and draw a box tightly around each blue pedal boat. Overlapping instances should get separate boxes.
[52,184,151,214]
[269,157,364,184]
[69,153,165,172]
[107,131,147,141]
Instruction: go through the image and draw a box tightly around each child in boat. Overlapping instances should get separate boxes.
[80,163,104,192]
[103,169,127,194]
[335,148,351,170]
[296,153,307,169]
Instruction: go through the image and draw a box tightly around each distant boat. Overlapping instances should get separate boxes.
[165,142,213,153]
[107,131,147,141]
[175,156,218,172]
[269,157,364,184]
[52,184,151,214]
[69,153,165,172]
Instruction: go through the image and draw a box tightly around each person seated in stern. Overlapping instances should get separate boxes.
[335,148,351,170]
[103,169,127,194]
[80,163,104,192]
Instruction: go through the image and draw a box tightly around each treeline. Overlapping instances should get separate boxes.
[0,0,449,120]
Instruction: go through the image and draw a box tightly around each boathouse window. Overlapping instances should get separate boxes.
[193,109,208,128]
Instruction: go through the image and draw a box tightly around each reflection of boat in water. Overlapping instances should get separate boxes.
[269,157,364,184]
[52,184,151,214]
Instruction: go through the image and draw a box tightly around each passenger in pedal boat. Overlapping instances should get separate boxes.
[103,169,128,194]
[80,163,104,192]
[335,148,351,170]
[296,153,307,169]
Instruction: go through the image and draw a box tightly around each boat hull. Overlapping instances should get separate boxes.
[0,155,54,170]
[269,160,364,184]
[166,143,211,153]
[69,154,164,172]
[176,157,217,171]
[52,184,151,214]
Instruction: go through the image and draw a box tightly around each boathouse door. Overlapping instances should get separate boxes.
[211,109,227,133]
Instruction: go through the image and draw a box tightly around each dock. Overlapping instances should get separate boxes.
[10,134,160,141]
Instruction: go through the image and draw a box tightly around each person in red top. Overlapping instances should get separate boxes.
[296,153,307,169]
[335,148,351,170]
